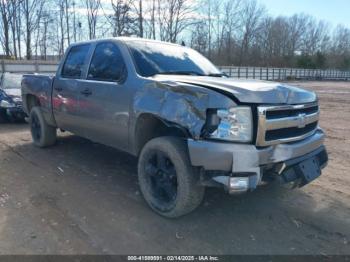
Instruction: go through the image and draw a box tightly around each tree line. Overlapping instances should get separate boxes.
[0,0,350,70]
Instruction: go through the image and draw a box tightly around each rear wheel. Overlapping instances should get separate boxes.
[29,107,57,147]
[138,137,204,218]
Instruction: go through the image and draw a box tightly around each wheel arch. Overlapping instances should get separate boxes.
[133,113,190,156]
[25,94,41,114]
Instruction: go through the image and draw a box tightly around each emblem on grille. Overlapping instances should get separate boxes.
[297,113,307,128]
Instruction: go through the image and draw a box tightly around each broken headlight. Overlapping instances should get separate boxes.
[209,107,253,142]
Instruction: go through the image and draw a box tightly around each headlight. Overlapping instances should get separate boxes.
[0,100,15,108]
[210,107,253,142]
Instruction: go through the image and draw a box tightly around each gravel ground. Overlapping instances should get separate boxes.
[0,81,349,255]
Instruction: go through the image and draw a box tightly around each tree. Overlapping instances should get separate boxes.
[85,0,101,39]
[158,0,194,43]
[238,0,266,65]
[109,0,136,37]
[22,0,45,59]
[0,0,11,57]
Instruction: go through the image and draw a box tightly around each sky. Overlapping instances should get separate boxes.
[258,0,350,28]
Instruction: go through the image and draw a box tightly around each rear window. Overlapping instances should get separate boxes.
[88,42,126,82]
[62,44,90,78]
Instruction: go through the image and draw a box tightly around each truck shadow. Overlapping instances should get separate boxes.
[6,131,350,254]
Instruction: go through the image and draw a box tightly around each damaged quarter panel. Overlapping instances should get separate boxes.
[21,74,56,126]
[132,78,236,140]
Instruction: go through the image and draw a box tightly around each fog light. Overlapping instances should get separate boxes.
[229,177,249,194]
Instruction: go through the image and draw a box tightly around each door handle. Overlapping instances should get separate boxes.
[81,89,92,96]
[55,87,63,92]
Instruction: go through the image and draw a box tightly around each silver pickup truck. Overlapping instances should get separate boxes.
[22,37,328,217]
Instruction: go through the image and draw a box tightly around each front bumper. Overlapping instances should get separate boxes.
[188,129,328,192]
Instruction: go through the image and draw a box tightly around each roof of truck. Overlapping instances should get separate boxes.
[69,37,182,48]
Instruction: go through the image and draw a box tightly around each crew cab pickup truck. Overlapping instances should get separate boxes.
[22,38,328,217]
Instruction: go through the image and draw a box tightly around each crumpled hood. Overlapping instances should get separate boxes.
[2,88,21,99]
[153,75,317,104]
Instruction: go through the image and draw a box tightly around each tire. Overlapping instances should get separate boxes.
[29,106,57,147]
[138,136,205,218]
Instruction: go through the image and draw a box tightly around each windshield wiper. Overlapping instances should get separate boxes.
[153,71,228,77]
[155,71,205,76]
[206,73,228,77]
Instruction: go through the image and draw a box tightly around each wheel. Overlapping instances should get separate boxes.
[29,106,57,147]
[138,137,204,218]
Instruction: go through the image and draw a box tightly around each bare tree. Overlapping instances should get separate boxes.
[1,0,350,70]
[135,0,143,37]
[21,0,45,59]
[109,0,136,37]
[16,1,23,59]
[58,0,66,55]
[0,0,11,57]
[238,0,266,65]
[11,0,23,58]
[85,0,101,39]
[150,0,156,39]
[156,0,195,43]
[72,1,77,42]
[65,0,71,45]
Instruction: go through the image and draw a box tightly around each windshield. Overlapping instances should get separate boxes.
[1,73,22,89]
[126,41,222,77]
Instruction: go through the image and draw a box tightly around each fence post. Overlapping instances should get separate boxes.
[253,67,256,79]
[0,60,4,72]
[229,67,232,77]
[278,68,281,80]
[285,69,287,80]
[266,68,269,80]
[34,60,39,73]
[246,67,248,78]
[238,67,241,78]
[260,67,262,80]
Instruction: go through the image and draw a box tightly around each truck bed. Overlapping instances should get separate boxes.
[21,74,56,126]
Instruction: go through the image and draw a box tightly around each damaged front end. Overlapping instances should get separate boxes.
[133,80,237,139]
[133,79,328,194]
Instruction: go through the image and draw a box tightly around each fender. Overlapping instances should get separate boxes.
[132,80,237,139]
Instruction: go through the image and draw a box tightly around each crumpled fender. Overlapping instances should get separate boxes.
[133,80,236,139]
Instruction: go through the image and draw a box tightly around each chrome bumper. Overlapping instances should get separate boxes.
[188,128,327,192]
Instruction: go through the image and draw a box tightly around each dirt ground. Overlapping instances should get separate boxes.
[0,81,349,255]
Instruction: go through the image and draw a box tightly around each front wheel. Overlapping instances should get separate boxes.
[29,106,57,147]
[138,137,204,218]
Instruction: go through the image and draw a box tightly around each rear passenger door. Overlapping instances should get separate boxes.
[53,44,92,135]
[78,41,130,151]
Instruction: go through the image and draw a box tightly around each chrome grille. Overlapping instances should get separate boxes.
[256,102,319,146]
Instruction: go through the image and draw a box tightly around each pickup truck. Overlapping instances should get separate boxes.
[22,37,328,217]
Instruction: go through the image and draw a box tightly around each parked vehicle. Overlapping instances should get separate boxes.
[21,38,328,217]
[0,73,26,122]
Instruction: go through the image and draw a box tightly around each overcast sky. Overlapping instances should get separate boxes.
[258,0,350,28]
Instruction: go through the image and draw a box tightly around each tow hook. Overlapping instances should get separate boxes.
[212,175,257,194]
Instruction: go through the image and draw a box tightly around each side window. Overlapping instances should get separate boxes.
[88,42,126,82]
[62,44,90,78]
